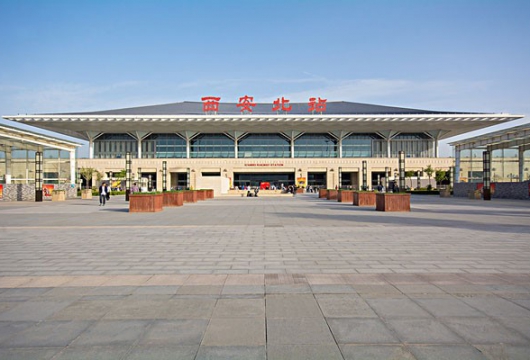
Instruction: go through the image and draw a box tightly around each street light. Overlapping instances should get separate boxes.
[125,152,131,201]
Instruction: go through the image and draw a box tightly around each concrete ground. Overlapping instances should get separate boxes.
[0,193,529,359]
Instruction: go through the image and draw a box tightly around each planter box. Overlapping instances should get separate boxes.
[196,190,207,201]
[205,189,214,199]
[163,191,183,207]
[296,188,304,194]
[183,190,198,203]
[51,190,66,201]
[337,190,354,203]
[81,189,93,199]
[468,190,481,200]
[319,189,328,198]
[129,193,164,213]
[439,189,452,198]
[353,191,376,206]
[326,189,338,200]
[376,193,411,212]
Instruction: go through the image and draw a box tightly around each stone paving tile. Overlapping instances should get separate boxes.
[460,296,530,318]
[143,274,189,286]
[49,299,119,321]
[414,297,485,317]
[2,320,92,348]
[158,298,216,319]
[139,319,208,345]
[327,318,399,344]
[0,299,75,321]
[267,317,336,345]
[0,321,38,344]
[52,345,131,360]
[202,318,265,346]
[366,298,433,319]
[441,316,529,344]
[221,285,264,295]
[266,294,321,318]
[126,345,198,359]
[195,346,266,360]
[408,345,489,360]
[386,318,465,344]
[0,347,62,360]
[340,344,416,360]
[267,344,343,360]
[72,320,150,346]
[474,344,530,360]
[315,294,377,318]
[212,298,265,318]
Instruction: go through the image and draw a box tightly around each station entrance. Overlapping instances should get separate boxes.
[234,172,294,189]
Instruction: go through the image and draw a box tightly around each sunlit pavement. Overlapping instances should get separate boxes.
[0,194,529,359]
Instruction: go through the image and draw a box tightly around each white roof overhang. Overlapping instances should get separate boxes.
[3,113,523,142]
[449,123,530,151]
[0,124,81,152]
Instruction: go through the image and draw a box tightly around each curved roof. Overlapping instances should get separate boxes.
[3,101,523,141]
[56,101,473,116]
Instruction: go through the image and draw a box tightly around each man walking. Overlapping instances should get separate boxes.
[99,182,109,206]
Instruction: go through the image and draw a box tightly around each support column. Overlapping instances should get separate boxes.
[434,139,439,158]
[186,139,190,159]
[454,146,461,183]
[89,140,94,159]
[291,139,295,159]
[387,140,391,158]
[5,147,12,184]
[519,146,525,182]
[137,139,142,159]
[69,150,76,185]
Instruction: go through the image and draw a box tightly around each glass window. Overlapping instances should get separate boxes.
[343,134,380,157]
[143,134,187,159]
[190,134,234,158]
[294,134,337,158]
[94,133,137,159]
[238,133,290,158]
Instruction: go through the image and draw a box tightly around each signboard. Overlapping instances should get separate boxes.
[201,96,327,114]
[0,184,3,200]
[297,177,306,187]
[43,184,54,198]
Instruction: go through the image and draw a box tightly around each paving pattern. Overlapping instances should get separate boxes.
[0,194,529,359]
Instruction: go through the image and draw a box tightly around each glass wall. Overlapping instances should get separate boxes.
[294,134,337,158]
[238,133,290,158]
[143,134,186,158]
[342,134,379,157]
[190,134,234,158]
[390,133,432,158]
[94,133,137,159]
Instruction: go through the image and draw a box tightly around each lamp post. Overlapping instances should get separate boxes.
[148,174,152,192]
[35,151,43,202]
[398,151,406,192]
[416,169,422,190]
[384,166,390,190]
[483,151,491,200]
[362,161,367,191]
[125,152,131,201]
[162,161,167,192]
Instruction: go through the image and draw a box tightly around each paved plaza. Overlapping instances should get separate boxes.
[0,194,529,359]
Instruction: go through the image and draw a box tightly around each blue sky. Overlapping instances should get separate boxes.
[1,0,529,156]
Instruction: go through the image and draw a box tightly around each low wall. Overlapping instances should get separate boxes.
[0,184,77,202]
[454,181,530,200]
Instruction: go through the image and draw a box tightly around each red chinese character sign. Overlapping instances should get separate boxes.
[237,95,256,113]
[201,96,221,113]
[272,97,292,112]
[308,97,327,113]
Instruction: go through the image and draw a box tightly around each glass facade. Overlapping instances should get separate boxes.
[342,134,379,157]
[143,134,186,159]
[0,147,71,184]
[238,133,290,158]
[234,172,294,188]
[294,134,337,158]
[390,133,432,158]
[190,134,234,158]
[94,133,137,159]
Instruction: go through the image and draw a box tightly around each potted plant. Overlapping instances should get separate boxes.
[129,192,164,212]
[79,167,101,199]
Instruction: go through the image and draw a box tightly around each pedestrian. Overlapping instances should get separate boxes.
[99,182,109,206]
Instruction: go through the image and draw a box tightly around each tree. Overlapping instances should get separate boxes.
[405,170,415,189]
[424,165,434,188]
[435,169,447,186]
[79,167,101,189]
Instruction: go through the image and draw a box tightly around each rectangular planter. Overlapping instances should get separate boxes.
[319,189,328,198]
[196,190,207,201]
[205,189,214,199]
[376,193,411,212]
[81,189,93,199]
[337,190,354,203]
[51,190,66,201]
[183,190,198,203]
[163,191,184,207]
[129,193,164,212]
[353,191,376,206]
[326,189,338,200]
[296,188,304,194]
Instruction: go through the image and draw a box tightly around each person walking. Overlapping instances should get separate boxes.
[99,182,109,206]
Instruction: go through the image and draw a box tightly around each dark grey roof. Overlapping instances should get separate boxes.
[54,101,475,116]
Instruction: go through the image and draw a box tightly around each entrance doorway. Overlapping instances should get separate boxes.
[308,172,326,189]
[171,172,188,190]
[233,172,294,189]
